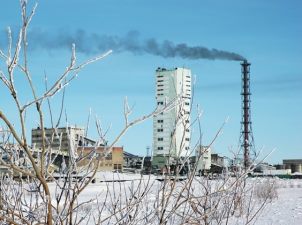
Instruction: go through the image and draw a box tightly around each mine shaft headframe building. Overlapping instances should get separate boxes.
[152,67,192,168]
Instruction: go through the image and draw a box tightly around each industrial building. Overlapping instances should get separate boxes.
[32,126,85,154]
[152,67,192,168]
[283,159,302,173]
[31,126,125,172]
[195,146,212,175]
[77,146,123,172]
[31,126,95,166]
[210,153,225,174]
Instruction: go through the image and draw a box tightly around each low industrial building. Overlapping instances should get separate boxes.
[31,126,95,166]
[283,159,302,173]
[32,126,88,153]
[210,153,225,174]
[77,146,123,172]
[254,162,276,173]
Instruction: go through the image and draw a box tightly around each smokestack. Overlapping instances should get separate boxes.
[240,60,255,170]
[0,29,245,61]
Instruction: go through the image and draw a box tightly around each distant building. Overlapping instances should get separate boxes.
[254,162,276,173]
[152,67,192,168]
[32,126,85,153]
[283,159,302,173]
[211,153,225,174]
[262,169,291,176]
[31,126,95,166]
[77,146,123,172]
[123,152,143,169]
[196,146,211,174]
[123,152,152,173]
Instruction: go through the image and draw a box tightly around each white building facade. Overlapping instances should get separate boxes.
[196,146,212,174]
[152,67,192,167]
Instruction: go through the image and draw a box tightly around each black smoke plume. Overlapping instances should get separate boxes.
[1,29,245,61]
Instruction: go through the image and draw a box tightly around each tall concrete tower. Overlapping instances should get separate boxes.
[152,67,192,168]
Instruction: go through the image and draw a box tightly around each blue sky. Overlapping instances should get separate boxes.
[0,0,301,164]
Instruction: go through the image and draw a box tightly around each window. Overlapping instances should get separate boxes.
[158,80,164,82]
[185,147,190,150]
[114,164,122,170]
[157,147,163,150]
[157,75,163,78]
[157,120,163,123]
[185,120,190,123]
[157,102,164,105]
[184,111,190,114]
[185,102,190,106]
[185,138,190,141]
[158,138,163,141]
[186,129,190,132]
[157,129,163,132]
[157,89,163,91]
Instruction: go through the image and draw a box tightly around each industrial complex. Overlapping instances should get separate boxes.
[0,63,301,178]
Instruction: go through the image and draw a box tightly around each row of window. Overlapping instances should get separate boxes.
[157,137,189,141]
[157,146,190,151]
[157,124,189,133]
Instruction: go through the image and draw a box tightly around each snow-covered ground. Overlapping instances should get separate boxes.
[255,179,302,225]
[48,173,302,225]
[3,172,301,224]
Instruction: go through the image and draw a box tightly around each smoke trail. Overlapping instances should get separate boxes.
[1,28,245,61]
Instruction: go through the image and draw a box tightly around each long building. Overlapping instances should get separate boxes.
[32,126,86,154]
[152,67,192,168]
[31,126,95,167]
[77,146,123,172]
